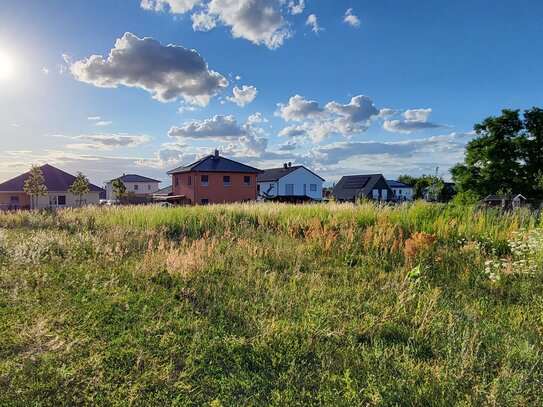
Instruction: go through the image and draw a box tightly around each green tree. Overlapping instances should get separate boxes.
[451,109,524,197]
[112,178,127,203]
[519,107,543,195]
[427,168,445,202]
[68,171,90,207]
[23,165,48,210]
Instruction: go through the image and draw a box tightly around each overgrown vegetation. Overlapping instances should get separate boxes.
[1,202,542,405]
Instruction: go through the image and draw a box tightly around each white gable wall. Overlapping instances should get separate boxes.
[106,181,160,200]
[278,167,323,200]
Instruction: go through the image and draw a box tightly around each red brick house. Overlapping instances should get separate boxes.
[166,150,262,205]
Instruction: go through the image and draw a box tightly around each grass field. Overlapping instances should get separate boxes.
[1,202,542,405]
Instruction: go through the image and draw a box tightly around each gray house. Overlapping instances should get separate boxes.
[332,174,394,202]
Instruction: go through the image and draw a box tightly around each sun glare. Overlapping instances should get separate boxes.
[0,49,14,79]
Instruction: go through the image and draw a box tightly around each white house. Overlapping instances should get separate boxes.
[257,163,324,201]
[0,164,103,209]
[387,180,414,201]
[105,174,161,200]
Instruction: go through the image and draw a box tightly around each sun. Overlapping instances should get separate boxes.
[0,49,14,79]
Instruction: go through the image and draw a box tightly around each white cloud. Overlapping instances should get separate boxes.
[70,32,228,106]
[87,116,101,121]
[276,94,324,121]
[191,10,217,31]
[10,124,20,127]
[52,134,150,150]
[279,138,300,151]
[247,112,268,124]
[305,14,322,34]
[168,115,246,140]
[288,0,305,15]
[344,8,360,27]
[227,85,258,107]
[140,0,202,14]
[95,121,112,126]
[235,75,241,80]
[42,67,50,75]
[278,124,306,138]
[383,108,442,134]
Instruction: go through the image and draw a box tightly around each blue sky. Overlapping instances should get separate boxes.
[1,0,542,186]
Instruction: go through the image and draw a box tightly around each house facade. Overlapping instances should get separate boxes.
[0,164,103,209]
[332,174,394,202]
[167,150,262,205]
[257,164,324,201]
[387,180,414,201]
[105,174,161,200]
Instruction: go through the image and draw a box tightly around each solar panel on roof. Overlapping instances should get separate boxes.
[343,177,369,189]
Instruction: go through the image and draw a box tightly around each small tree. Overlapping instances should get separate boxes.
[68,171,90,207]
[427,167,445,202]
[23,165,48,210]
[112,178,127,203]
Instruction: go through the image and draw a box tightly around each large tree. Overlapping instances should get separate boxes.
[111,178,127,203]
[23,165,48,210]
[68,171,90,207]
[451,108,543,197]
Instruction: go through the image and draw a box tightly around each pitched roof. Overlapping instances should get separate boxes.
[332,174,388,201]
[153,185,172,196]
[108,174,161,183]
[0,164,103,193]
[387,180,413,188]
[167,154,262,175]
[258,165,325,182]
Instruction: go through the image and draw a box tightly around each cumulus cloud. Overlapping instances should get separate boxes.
[140,0,202,14]
[344,8,360,27]
[168,115,246,140]
[191,10,217,31]
[142,0,294,49]
[305,14,322,34]
[70,32,228,106]
[276,94,382,141]
[227,85,258,107]
[276,94,324,122]
[279,138,301,151]
[288,0,305,15]
[383,108,442,134]
[52,134,150,150]
[278,124,306,138]
[42,67,50,75]
[247,112,268,124]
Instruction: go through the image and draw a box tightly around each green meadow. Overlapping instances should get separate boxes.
[1,202,542,406]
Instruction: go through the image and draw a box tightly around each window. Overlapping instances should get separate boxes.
[372,189,379,200]
[49,195,67,207]
[201,199,209,205]
[201,175,209,186]
[382,190,388,200]
[10,196,19,205]
[134,184,139,191]
[310,184,317,192]
[285,184,294,195]
[175,177,179,187]
[257,184,261,193]
[148,184,151,191]
[223,175,231,186]
[188,176,192,186]
[243,176,251,186]
[398,189,402,195]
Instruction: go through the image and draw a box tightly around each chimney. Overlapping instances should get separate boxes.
[288,162,292,168]
[214,149,219,159]
[283,163,288,170]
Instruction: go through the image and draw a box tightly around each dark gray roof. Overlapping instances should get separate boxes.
[484,194,526,201]
[167,154,262,175]
[332,174,388,201]
[258,165,325,182]
[387,180,413,188]
[153,185,172,195]
[109,174,161,183]
[0,164,103,193]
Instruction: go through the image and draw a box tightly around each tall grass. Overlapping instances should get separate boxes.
[0,202,542,405]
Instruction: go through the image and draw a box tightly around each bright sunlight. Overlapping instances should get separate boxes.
[0,48,14,79]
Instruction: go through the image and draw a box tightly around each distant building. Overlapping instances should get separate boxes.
[0,164,103,209]
[105,174,161,201]
[484,194,527,209]
[332,174,393,202]
[257,163,324,202]
[387,180,414,201]
[167,150,262,205]
[422,182,456,202]
[152,185,172,201]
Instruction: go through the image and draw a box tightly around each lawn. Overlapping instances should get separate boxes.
[0,202,542,405]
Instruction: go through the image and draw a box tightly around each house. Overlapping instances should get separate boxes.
[484,194,527,209]
[332,174,393,202]
[152,185,173,201]
[257,163,324,202]
[167,150,262,205]
[105,174,161,201]
[0,164,103,209]
[387,180,414,201]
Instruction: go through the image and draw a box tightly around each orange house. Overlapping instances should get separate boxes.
[167,151,262,205]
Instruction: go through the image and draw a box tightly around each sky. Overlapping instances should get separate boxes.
[0,0,542,187]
